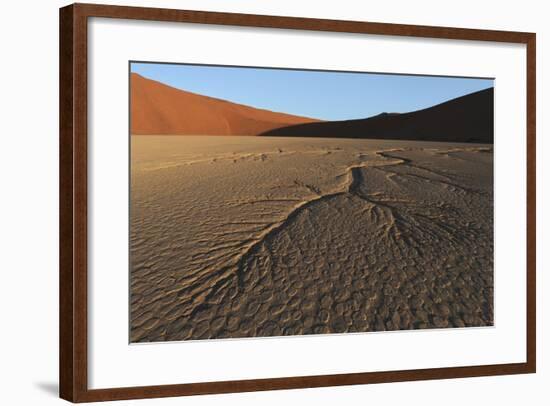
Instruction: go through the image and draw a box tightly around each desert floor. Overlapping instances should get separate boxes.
[130,136,493,342]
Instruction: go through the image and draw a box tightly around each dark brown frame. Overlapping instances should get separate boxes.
[60,3,536,402]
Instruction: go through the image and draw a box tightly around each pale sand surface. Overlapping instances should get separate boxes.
[130,136,493,342]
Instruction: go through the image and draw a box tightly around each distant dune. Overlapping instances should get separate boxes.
[131,73,320,135]
[261,88,494,143]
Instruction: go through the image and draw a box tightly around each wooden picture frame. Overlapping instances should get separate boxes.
[59,3,536,402]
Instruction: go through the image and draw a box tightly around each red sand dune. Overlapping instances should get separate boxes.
[131,73,320,135]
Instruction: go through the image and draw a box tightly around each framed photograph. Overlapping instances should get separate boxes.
[59,3,536,402]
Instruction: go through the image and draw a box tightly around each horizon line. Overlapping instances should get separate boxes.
[130,63,494,121]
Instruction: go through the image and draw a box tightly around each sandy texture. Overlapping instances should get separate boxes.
[131,73,319,135]
[130,136,493,342]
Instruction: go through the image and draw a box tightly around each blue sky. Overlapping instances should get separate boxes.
[131,62,493,121]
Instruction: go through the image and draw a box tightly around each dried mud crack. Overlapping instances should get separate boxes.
[130,137,493,342]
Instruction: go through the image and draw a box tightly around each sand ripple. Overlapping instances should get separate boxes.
[130,136,493,342]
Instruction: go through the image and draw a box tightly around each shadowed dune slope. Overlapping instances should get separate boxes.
[261,87,494,143]
[131,73,320,135]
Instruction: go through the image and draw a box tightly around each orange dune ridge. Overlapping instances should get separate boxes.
[131,73,320,135]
